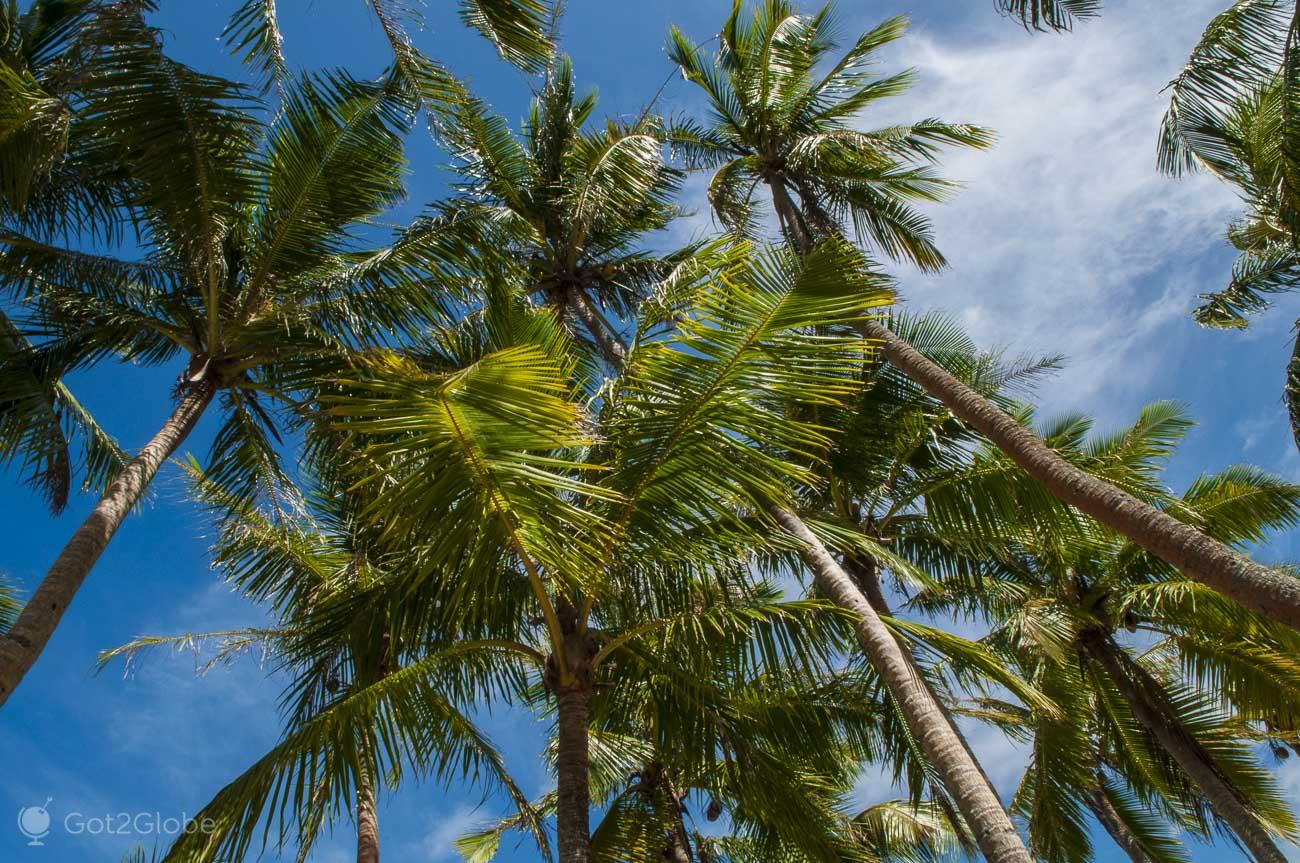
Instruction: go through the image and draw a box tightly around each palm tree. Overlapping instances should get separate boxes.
[321,243,835,860]
[457,652,968,863]
[914,407,1300,863]
[669,0,1300,636]
[1158,3,1300,454]
[324,238,1053,863]
[101,468,548,863]
[0,1,134,513]
[0,7,447,706]
[423,57,685,367]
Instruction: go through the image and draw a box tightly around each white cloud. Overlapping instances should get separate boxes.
[415,805,488,861]
[871,0,1242,419]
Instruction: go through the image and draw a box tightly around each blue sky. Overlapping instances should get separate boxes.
[2,1,1298,861]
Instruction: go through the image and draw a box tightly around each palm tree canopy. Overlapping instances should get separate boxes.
[666,1,992,270]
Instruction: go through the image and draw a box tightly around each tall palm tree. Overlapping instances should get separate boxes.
[324,239,1049,863]
[323,239,868,857]
[668,0,1300,636]
[101,468,548,863]
[426,57,685,367]
[914,407,1300,863]
[664,9,1031,861]
[0,7,447,706]
[1158,3,1300,454]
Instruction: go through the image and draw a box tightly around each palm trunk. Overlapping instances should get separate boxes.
[567,285,627,367]
[0,380,215,707]
[843,556,1005,812]
[856,317,1300,630]
[768,182,1300,631]
[664,819,692,863]
[768,505,1032,863]
[1083,634,1285,863]
[357,764,380,863]
[1087,777,1153,863]
[655,766,694,863]
[556,687,592,863]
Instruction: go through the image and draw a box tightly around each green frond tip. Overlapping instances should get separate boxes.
[995,0,1101,32]
[458,0,556,73]
[1193,248,1300,329]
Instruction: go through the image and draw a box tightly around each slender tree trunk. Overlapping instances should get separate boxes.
[556,686,592,863]
[567,285,627,367]
[856,317,1300,630]
[653,765,694,863]
[664,818,692,863]
[768,505,1032,863]
[1087,776,1153,863]
[843,556,1004,810]
[0,380,216,707]
[768,180,1300,631]
[357,764,380,863]
[1083,634,1285,863]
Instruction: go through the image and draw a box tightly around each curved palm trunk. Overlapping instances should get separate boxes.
[1083,634,1285,863]
[1087,777,1153,863]
[0,380,215,707]
[567,285,627,367]
[844,556,1005,809]
[654,766,694,863]
[556,687,592,863]
[768,505,1032,863]
[856,318,1300,631]
[357,764,380,863]
[768,183,1300,631]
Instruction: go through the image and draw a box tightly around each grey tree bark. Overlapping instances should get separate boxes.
[567,285,627,368]
[769,504,1033,863]
[1083,634,1285,863]
[556,687,592,863]
[1087,777,1154,863]
[856,318,1300,631]
[356,765,380,863]
[0,380,216,707]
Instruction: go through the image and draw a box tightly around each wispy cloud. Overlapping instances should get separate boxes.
[414,805,490,861]
[870,0,1243,420]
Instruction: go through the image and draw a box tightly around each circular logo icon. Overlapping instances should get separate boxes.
[17,799,53,846]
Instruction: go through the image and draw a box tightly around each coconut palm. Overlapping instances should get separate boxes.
[323,237,1052,862]
[663,10,1032,860]
[1157,3,1300,455]
[322,242,859,861]
[101,468,548,863]
[913,407,1300,863]
[669,0,1300,637]
[428,57,684,367]
[0,7,453,706]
